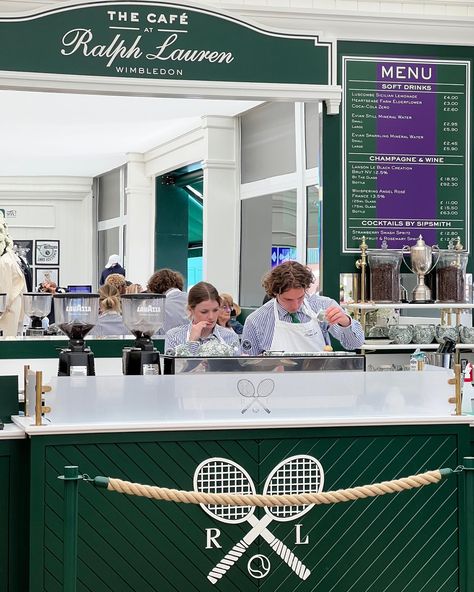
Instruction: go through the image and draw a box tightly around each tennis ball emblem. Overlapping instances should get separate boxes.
[247,554,271,579]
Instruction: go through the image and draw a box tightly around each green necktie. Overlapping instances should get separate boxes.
[289,312,300,324]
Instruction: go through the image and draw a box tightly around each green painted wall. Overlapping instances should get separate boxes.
[322,41,474,300]
[29,424,472,592]
[155,176,189,280]
[0,376,19,422]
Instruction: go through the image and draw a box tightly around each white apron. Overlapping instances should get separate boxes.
[270,299,326,352]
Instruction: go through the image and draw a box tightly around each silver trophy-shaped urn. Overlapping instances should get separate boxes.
[403,235,439,302]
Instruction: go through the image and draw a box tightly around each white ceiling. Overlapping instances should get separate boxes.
[0,90,259,177]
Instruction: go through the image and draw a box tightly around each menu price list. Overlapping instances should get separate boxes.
[343,57,469,252]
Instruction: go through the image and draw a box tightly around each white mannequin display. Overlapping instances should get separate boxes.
[0,212,26,336]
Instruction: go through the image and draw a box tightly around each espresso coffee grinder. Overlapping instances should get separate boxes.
[121,293,165,375]
[54,293,99,376]
[23,292,52,336]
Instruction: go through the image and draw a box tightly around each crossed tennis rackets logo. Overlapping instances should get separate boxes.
[237,378,274,414]
[193,455,325,584]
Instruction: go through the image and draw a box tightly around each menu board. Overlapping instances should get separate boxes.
[342,56,470,252]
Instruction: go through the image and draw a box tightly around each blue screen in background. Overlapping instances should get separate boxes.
[67,285,92,293]
[271,246,297,268]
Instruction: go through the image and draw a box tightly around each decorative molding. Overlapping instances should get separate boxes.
[0,69,341,103]
[0,176,93,199]
[201,159,237,170]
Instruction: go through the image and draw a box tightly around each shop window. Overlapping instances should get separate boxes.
[96,165,126,278]
[98,168,121,221]
[240,190,296,307]
[240,102,296,184]
[306,185,321,293]
[98,227,120,273]
[240,102,322,306]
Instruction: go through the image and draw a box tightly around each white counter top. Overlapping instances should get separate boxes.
[0,423,26,439]
[12,371,474,436]
[11,413,474,436]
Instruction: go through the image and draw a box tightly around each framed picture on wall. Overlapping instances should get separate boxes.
[35,239,60,266]
[13,239,33,265]
[35,268,59,288]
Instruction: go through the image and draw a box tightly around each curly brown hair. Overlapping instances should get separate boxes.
[262,261,313,297]
[105,273,127,294]
[147,268,184,294]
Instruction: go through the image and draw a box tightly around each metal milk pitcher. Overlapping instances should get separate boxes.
[402,235,439,302]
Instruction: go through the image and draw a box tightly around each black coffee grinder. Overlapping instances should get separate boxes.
[23,292,52,336]
[54,293,99,376]
[121,293,166,375]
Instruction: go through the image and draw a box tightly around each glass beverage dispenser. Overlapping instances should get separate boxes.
[121,293,166,375]
[54,293,99,376]
[436,238,468,303]
[367,241,402,303]
[23,292,52,336]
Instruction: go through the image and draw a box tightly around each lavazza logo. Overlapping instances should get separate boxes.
[137,304,161,313]
[65,304,92,313]
[60,8,235,78]
[193,455,324,584]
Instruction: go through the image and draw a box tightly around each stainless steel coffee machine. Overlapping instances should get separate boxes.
[121,294,165,375]
[53,293,99,376]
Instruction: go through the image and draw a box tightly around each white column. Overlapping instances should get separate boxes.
[125,153,155,287]
[201,116,240,297]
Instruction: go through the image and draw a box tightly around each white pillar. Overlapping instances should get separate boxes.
[201,116,240,297]
[125,153,155,287]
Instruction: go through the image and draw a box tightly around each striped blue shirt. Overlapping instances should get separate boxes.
[241,295,364,356]
[165,322,241,355]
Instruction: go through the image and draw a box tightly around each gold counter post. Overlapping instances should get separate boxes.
[448,350,462,416]
[23,364,30,415]
[35,371,43,427]
[355,236,368,328]
[34,371,52,426]
[355,236,368,304]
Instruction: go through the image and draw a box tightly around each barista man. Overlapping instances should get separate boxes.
[241,261,364,355]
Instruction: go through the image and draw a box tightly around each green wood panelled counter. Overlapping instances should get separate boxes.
[0,336,165,359]
[0,425,28,592]
[9,370,474,592]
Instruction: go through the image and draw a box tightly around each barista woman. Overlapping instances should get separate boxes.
[165,281,240,355]
[241,261,364,355]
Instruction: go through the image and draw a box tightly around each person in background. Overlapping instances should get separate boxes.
[100,254,126,286]
[0,212,26,336]
[89,284,129,337]
[165,281,240,355]
[217,293,244,335]
[105,273,127,295]
[241,261,364,355]
[37,279,66,326]
[147,268,188,333]
[126,283,144,294]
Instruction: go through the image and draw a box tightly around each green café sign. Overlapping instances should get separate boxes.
[0,1,331,85]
